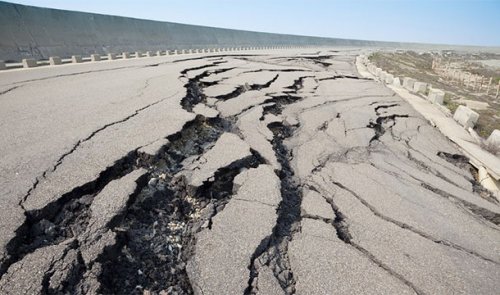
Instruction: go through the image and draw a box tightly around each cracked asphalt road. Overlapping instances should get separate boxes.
[0,49,499,294]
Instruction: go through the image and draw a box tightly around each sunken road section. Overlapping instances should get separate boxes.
[0,49,499,295]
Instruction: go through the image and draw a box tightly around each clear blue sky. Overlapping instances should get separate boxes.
[9,0,500,46]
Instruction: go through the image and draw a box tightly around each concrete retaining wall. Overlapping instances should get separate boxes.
[0,1,402,62]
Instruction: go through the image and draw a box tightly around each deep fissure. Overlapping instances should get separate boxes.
[244,73,308,295]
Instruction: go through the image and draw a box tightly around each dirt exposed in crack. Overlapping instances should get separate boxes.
[251,74,279,90]
[367,114,409,143]
[214,74,280,101]
[98,126,265,294]
[180,62,234,111]
[283,76,314,93]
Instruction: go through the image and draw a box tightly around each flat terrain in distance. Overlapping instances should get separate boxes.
[0,48,499,294]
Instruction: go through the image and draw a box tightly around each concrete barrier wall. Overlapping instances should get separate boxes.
[0,1,402,62]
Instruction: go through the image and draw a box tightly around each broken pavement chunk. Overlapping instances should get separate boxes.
[0,240,77,294]
[78,168,148,264]
[187,165,281,295]
[178,132,252,194]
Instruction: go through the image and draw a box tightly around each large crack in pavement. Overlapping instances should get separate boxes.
[214,74,280,101]
[243,77,308,295]
[367,114,410,144]
[244,122,302,295]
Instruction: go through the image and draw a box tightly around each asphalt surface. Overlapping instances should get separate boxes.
[0,49,499,294]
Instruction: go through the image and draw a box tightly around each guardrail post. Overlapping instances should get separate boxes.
[49,56,62,65]
[22,58,38,68]
[71,55,82,63]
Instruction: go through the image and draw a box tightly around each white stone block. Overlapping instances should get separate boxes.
[413,81,428,93]
[427,89,445,105]
[385,74,394,84]
[122,52,131,59]
[487,130,500,147]
[156,51,164,56]
[0,60,5,70]
[91,54,101,62]
[49,56,62,65]
[453,105,479,129]
[402,77,416,90]
[393,77,401,87]
[135,52,143,58]
[22,58,37,68]
[146,51,154,57]
[107,53,117,60]
[375,68,382,76]
[71,55,82,63]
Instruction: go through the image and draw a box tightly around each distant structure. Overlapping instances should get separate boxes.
[0,1,397,61]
